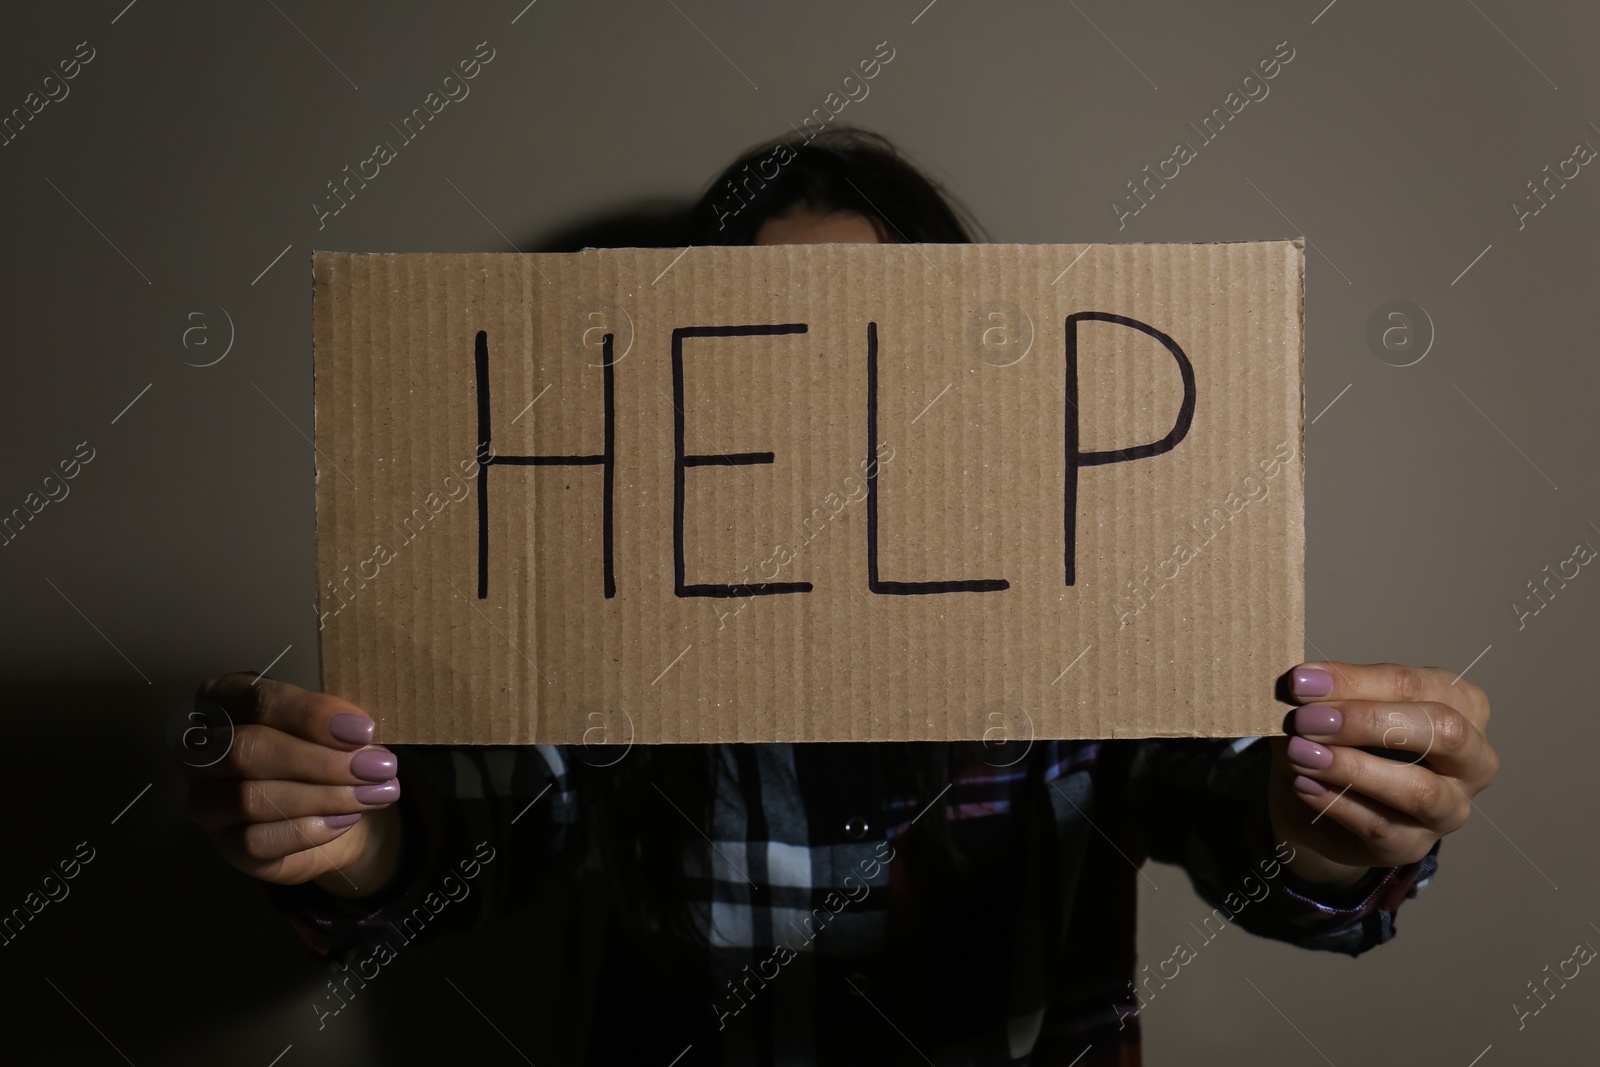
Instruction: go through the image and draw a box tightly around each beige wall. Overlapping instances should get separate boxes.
[2,1,1595,1062]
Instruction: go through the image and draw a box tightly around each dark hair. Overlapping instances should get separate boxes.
[580,128,1002,948]
[684,127,986,246]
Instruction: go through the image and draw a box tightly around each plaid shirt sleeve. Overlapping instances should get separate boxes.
[1125,736,1438,957]
[263,743,583,969]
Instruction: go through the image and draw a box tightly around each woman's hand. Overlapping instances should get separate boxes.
[1266,661,1499,888]
[178,673,404,898]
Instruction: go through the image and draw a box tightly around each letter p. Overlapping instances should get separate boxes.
[1064,312,1196,585]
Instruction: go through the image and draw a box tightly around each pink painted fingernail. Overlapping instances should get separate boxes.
[1295,704,1342,737]
[325,813,362,829]
[330,713,375,745]
[1287,735,1334,770]
[353,779,400,805]
[1293,774,1327,796]
[350,747,397,782]
[1291,667,1334,699]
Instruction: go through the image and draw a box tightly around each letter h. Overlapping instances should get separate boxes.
[475,329,615,598]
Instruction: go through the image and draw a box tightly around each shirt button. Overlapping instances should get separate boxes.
[843,816,870,840]
[846,970,871,997]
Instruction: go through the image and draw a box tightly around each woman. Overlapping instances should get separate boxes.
[183,129,1498,1066]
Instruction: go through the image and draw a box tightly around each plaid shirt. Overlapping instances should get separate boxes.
[270,737,1437,1065]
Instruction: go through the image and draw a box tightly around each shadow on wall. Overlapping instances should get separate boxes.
[528,199,695,253]
[0,681,577,1066]
[0,203,701,1066]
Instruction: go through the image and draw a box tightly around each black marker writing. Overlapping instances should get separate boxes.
[1064,312,1196,585]
[474,328,615,599]
[673,324,812,598]
[866,321,1008,595]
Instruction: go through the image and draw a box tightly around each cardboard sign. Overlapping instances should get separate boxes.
[311,242,1304,745]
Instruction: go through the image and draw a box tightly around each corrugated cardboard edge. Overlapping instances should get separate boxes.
[310,250,326,698]
[1292,236,1307,667]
